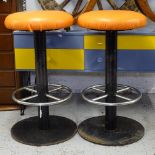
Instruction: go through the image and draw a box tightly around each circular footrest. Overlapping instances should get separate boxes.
[82,84,142,106]
[12,84,72,106]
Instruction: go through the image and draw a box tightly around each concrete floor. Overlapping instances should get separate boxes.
[0,94,155,155]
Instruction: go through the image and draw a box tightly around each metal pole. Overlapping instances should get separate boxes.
[34,31,50,130]
[105,31,117,130]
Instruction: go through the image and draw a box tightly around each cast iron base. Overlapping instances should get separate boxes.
[11,116,77,146]
[78,116,144,146]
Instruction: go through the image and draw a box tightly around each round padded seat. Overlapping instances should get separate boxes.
[77,10,147,30]
[5,10,73,31]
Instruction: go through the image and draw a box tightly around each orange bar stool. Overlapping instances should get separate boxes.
[77,10,147,146]
[5,11,77,146]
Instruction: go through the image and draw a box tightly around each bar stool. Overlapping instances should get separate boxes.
[77,10,147,146]
[5,11,77,146]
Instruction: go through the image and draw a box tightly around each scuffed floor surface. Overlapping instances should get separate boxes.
[0,94,155,155]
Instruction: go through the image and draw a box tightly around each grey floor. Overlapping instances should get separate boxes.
[0,94,155,155]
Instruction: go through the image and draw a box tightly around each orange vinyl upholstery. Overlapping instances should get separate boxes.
[5,10,74,31]
[77,10,147,30]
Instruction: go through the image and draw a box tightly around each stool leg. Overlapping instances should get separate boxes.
[34,31,49,130]
[11,31,77,146]
[105,30,117,130]
[78,30,144,146]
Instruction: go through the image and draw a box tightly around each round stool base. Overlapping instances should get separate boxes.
[78,116,144,146]
[11,116,77,146]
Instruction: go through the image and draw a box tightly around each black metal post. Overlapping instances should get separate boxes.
[34,31,50,130]
[105,31,117,130]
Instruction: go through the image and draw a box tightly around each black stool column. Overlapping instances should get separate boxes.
[34,31,49,130]
[105,31,117,130]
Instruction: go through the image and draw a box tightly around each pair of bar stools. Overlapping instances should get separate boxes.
[5,10,147,146]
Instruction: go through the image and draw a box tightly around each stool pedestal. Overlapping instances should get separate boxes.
[11,31,77,146]
[78,31,144,146]
[34,31,49,130]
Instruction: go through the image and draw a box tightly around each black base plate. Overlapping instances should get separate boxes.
[11,116,77,146]
[78,116,144,146]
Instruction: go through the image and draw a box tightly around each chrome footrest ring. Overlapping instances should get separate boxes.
[12,84,72,106]
[82,84,142,106]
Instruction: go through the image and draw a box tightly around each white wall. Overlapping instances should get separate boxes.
[46,72,155,93]
[26,0,42,10]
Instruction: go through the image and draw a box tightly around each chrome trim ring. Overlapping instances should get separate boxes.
[82,84,142,106]
[12,84,72,106]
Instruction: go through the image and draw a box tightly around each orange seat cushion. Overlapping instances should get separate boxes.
[77,10,147,30]
[5,11,74,31]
